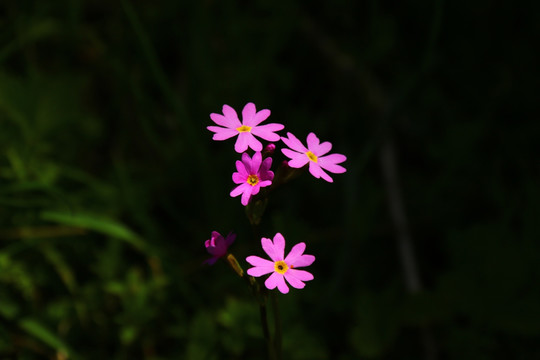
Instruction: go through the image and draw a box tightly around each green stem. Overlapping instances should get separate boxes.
[271,292,283,360]
[242,270,276,360]
[259,301,277,360]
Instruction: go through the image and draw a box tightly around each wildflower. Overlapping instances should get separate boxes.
[281,132,347,183]
[204,231,236,265]
[230,152,273,206]
[208,102,284,153]
[246,233,315,294]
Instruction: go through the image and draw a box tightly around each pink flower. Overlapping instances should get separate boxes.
[230,152,273,206]
[208,102,285,153]
[204,231,236,265]
[281,132,347,183]
[246,233,315,294]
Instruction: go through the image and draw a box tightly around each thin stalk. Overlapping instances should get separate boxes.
[271,292,283,360]
[259,302,277,360]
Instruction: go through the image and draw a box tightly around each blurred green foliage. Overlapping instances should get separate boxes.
[1,0,539,359]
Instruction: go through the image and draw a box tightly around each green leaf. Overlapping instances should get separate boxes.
[40,211,147,251]
[18,318,74,358]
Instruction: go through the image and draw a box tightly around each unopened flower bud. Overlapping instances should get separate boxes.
[263,143,276,157]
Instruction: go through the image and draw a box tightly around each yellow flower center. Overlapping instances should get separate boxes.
[247,174,259,186]
[306,151,318,162]
[274,260,289,274]
[236,125,252,133]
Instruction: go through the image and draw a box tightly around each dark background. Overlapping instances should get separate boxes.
[1,1,539,359]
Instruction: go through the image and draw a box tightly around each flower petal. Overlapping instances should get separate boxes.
[232,172,245,184]
[280,147,297,158]
[251,123,284,141]
[316,141,333,156]
[230,183,248,197]
[289,156,310,169]
[284,242,306,263]
[251,151,262,173]
[234,159,248,177]
[241,102,256,126]
[290,254,315,268]
[247,265,275,277]
[224,233,236,247]
[283,272,305,289]
[309,161,333,182]
[245,133,263,152]
[213,235,227,253]
[276,277,290,294]
[320,162,346,174]
[207,126,238,140]
[261,237,280,261]
[251,109,271,126]
[246,258,275,276]
[259,159,274,181]
[206,245,223,257]
[222,104,241,126]
[282,150,309,168]
[241,152,252,174]
[318,170,334,182]
[306,132,320,150]
[281,148,299,159]
[265,272,289,294]
[281,133,308,153]
[234,133,251,153]
[241,187,252,205]
[272,233,286,260]
[264,272,280,290]
[308,162,321,178]
[287,268,314,282]
[246,255,274,267]
[210,112,239,128]
[260,157,273,172]
[318,154,347,174]
[260,171,274,182]
[258,180,272,188]
[251,184,261,196]
[319,153,347,165]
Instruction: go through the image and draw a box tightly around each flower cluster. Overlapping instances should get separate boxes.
[208,102,348,198]
[204,102,347,294]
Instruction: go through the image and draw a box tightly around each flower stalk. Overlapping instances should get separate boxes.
[271,292,283,360]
